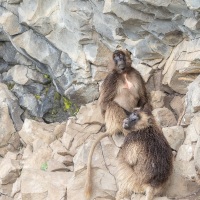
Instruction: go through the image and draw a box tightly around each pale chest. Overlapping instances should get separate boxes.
[114,74,140,112]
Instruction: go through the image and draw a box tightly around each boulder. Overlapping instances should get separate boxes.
[50,140,73,167]
[185,0,200,10]
[0,83,23,131]
[170,96,184,118]
[20,169,70,200]
[11,178,20,198]
[83,42,112,67]
[176,144,194,162]
[186,75,200,113]
[73,133,107,172]
[62,118,102,154]
[152,107,177,127]
[133,64,152,82]
[134,36,172,60]
[101,136,120,176]
[151,90,166,109]
[5,65,29,85]
[76,101,104,125]
[174,160,196,180]
[162,126,185,151]
[0,158,21,185]
[0,7,23,35]
[13,30,64,78]
[131,194,170,200]
[163,39,200,94]
[166,170,200,198]
[19,119,59,146]
[0,42,19,64]
[91,65,108,81]
[0,103,16,147]
[46,159,69,172]
[67,169,117,200]
[184,122,199,144]
[23,146,52,170]
[194,138,200,175]
[65,83,99,105]
[18,0,56,35]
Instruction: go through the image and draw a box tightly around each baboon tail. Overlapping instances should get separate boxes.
[84,164,92,200]
[84,132,110,200]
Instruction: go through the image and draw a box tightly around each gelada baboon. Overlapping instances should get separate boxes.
[99,49,151,135]
[116,107,173,200]
[85,50,151,199]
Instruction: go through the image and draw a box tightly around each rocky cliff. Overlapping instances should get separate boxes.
[0,0,200,200]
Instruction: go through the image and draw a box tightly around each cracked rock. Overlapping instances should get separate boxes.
[19,119,60,146]
[0,158,21,185]
[152,107,177,127]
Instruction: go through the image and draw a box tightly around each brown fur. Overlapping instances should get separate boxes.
[116,108,173,200]
[99,50,151,135]
[85,50,151,199]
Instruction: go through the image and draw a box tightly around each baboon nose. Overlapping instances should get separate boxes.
[123,122,129,129]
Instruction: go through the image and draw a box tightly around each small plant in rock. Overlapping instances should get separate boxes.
[35,94,41,100]
[63,97,72,111]
[54,92,61,101]
[43,74,51,80]
[62,97,79,116]
[41,162,48,171]
[7,83,15,90]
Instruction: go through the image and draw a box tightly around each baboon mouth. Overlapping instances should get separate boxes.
[119,66,125,70]
[123,123,130,129]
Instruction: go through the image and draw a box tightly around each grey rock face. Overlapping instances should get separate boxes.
[13,30,63,77]
[186,75,200,113]
[0,83,23,131]
[185,0,200,10]
[0,7,23,36]
[0,42,19,64]
[163,39,200,94]
[0,103,16,146]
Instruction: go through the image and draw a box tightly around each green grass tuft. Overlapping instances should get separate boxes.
[41,162,48,171]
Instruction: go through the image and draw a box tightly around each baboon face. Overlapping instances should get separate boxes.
[123,108,152,131]
[113,50,131,73]
[123,111,140,130]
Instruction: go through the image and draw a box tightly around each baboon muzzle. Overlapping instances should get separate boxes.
[123,114,139,129]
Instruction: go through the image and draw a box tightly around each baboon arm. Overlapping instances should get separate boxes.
[84,132,110,200]
[124,148,138,166]
[126,156,138,166]
[98,72,118,114]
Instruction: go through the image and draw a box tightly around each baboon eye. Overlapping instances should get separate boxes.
[114,55,119,61]
[119,54,125,61]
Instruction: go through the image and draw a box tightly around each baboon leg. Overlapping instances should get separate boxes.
[116,188,130,200]
[105,101,127,135]
[145,186,154,200]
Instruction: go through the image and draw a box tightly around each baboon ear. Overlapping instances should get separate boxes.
[125,49,132,56]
